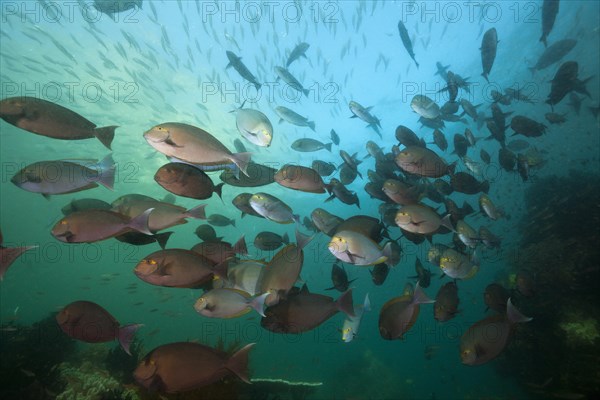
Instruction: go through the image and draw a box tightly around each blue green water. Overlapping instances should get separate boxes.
[1,1,599,399]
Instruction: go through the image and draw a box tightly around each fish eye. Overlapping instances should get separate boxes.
[60,220,67,225]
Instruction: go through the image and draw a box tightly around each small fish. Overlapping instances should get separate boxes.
[225,50,261,90]
[330,129,340,145]
[481,28,498,82]
[291,138,332,152]
[342,294,371,342]
[286,42,310,67]
[397,20,419,68]
[275,106,315,131]
[326,263,356,292]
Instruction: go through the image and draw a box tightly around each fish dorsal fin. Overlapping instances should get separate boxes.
[300,284,310,294]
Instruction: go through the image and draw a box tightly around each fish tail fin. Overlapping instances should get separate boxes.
[94,126,118,150]
[441,214,454,232]
[128,208,154,236]
[214,182,225,201]
[212,259,230,281]
[507,298,532,324]
[308,121,316,132]
[154,231,173,249]
[292,214,301,224]
[481,180,490,194]
[0,246,37,281]
[363,293,372,312]
[227,343,255,384]
[185,204,207,220]
[250,293,269,317]
[118,323,142,355]
[282,232,289,245]
[448,161,457,175]
[232,152,252,177]
[95,154,116,190]
[382,241,393,262]
[413,282,435,305]
[324,142,332,152]
[233,235,248,256]
[336,289,355,317]
[295,228,314,250]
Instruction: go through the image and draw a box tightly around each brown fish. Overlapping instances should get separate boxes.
[395,146,454,178]
[134,342,255,393]
[11,156,115,197]
[261,286,354,333]
[326,178,360,208]
[112,194,207,232]
[219,162,277,187]
[434,282,460,322]
[253,231,289,251]
[116,231,173,249]
[460,299,531,365]
[191,236,248,265]
[232,193,265,219]
[334,215,385,243]
[484,283,509,313]
[370,263,390,286]
[379,283,434,340]
[194,224,223,242]
[52,209,153,243]
[395,203,453,235]
[310,208,343,236]
[144,122,251,177]
[155,162,224,200]
[259,230,312,305]
[207,213,236,227]
[395,125,426,147]
[56,300,140,354]
[0,230,37,280]
[0,97,117,149]
[61,198,112,215]
[382,179,421,205]
[134,249,225,288]
[274,164,330,194]
[450,172,489,195]
[511,115,547,137]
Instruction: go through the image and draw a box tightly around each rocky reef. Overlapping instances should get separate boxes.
[497,170,600,399]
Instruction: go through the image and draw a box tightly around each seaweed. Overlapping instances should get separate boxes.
[0,313,76,399]
[105,336,144,384]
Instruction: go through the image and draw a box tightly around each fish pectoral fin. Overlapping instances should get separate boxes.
[243,128,258,137]
[164,137,183,148]
[345,251,364,264]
